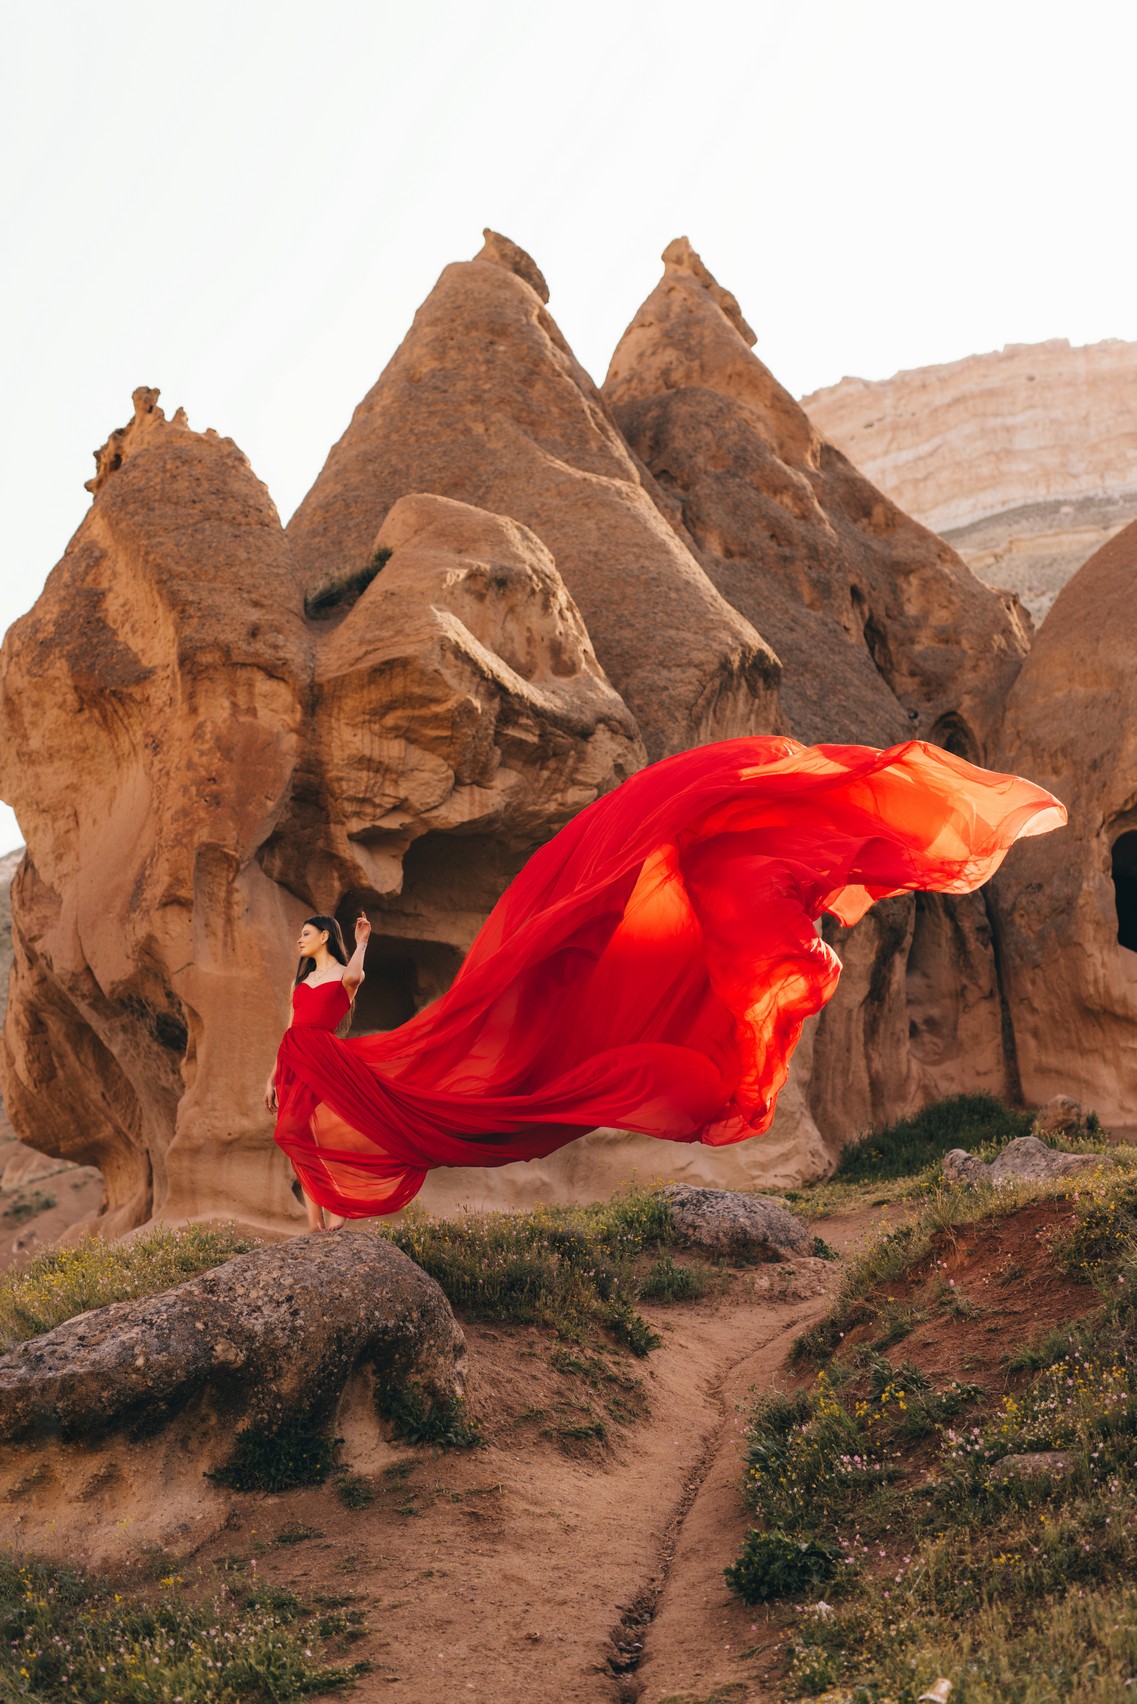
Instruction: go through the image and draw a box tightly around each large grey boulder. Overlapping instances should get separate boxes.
[0,1228,466,1445]
[942,1134,1114,1189]
[662,1185,810,1260]
[989,1449,1075,1484]
[0,1229,468,1563]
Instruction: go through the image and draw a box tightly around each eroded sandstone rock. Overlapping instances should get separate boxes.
[286,229,781,760]
[604,238,1030,753]
[603,239,1031,1149]
[0,389,311,1235]
[0,396,643,1233]
[990,520,1137,1129]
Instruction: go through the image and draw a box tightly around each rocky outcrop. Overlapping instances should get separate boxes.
[605,238,1030,754]
[286,230,781,761]
[2,234,1121,1234]
[0,1229,466,1559]
[602,239,1031,1148]
[0,392,642,1234]
[941,1135,1113,1188]
[990,520,1137,1128]
[661,1184,810,1260]
[805,339,1137,625]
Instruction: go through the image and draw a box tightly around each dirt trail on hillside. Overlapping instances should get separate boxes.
[186,1206,900,1704]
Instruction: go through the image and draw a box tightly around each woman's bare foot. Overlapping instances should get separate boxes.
[325,1214,346,1231]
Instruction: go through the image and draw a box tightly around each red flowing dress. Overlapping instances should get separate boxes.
[272,736,1066,1218]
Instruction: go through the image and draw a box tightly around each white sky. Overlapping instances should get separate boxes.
[2,0,1135,854]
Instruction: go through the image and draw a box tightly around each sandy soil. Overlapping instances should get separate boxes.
[193,1288,837,1702]
[173,1206,901,1704]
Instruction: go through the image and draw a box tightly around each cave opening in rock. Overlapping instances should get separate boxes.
[1112,831,1137,953]
[333,896,466,1034]
[929,713,980,764]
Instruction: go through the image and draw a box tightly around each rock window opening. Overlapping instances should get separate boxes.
[1112,831,1137,953]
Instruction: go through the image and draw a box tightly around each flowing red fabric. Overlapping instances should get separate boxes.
[272,736,1066,1217]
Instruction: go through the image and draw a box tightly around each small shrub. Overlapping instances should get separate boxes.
[833,1093,1032,1184]
[2,1189,55,1225]
[605,1297,661,1356]
[638,1255,709,1301]
[336,1473,375,1510]
[810,1234,838,1260]
[207,1419,340,1492]
[724,1527,839,1604]
[274,1521,322,1545]
[378,1387,483,1449]
[304,547,392,619]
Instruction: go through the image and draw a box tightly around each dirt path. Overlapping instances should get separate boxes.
[191,1206,903,1703]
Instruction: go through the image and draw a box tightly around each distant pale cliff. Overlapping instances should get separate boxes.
[804,338,1137,623]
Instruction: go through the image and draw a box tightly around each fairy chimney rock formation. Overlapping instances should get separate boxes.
[805,339,1137,625]
[991,518,1137,1127]
[604,239,1035,1144]
[0,395,643,1236]
[604,237,1030,755]
[475,226,550,302]
[0,393,312,1235]
[285,231,781,760]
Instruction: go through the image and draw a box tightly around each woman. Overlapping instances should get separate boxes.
[265,912,371,1231]
[267,735,1066,1229]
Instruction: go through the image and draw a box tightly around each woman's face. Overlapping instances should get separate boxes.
[297,923,329,957]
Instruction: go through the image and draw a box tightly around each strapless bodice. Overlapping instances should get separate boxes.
[289,978,351,1031]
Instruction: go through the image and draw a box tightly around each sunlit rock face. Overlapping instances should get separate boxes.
[991,519,1137,1129]
[602,239,1031,1157]
[804,338,1137,627]
[0,396,641,1236]
[285,229,782,763]
[1,233,1112,1236]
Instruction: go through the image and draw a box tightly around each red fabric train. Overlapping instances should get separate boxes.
[272,736,1066,1217]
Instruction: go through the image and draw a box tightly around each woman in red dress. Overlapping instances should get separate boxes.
[268,736,1066,1228]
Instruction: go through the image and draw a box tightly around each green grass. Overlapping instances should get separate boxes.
[1,1190,56,1227]
[0,1554,366,1701]
[726,1141,1137,1699]
[208,1419,342,1493]
[378,1185,681,1355]
[831,1093,1034,1185]
[0,1223,257,1351]
[304,548,392,619]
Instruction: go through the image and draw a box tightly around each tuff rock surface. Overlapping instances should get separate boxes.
[941,1135,1113,1188]
[286,229,781,761]
[0,390,642,1232]
[603,239,1031,1141]
[990,520,1137,1129]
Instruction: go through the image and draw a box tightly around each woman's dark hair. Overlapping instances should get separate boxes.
[294,914,349,987]
[293,914,358,1039]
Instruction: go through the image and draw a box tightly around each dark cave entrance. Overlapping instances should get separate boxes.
[1112,831,1137,953]
[333,895,466,1034]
